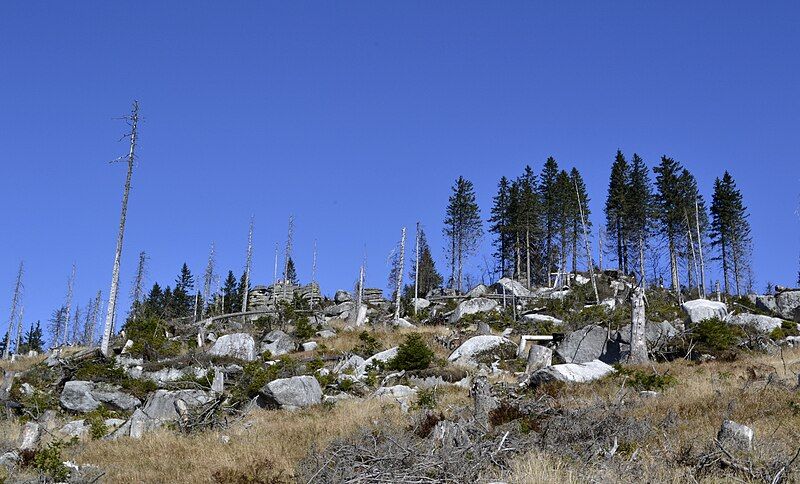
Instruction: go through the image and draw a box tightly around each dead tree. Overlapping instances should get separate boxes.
[101,100,140,357]
[310,238,318,310]
[283,215,295,300]
[13,306,24,355]
[575,179,599,304]
[130,251,148,321]
[695,198,707,298]
[241,217,254,313]
[63,263,76,346]
[414,222,420,316]
[202,242,216,318]
[3,261,23,359]
[628,286,648,364]
[272,242,279,306]
[393,227,406,321]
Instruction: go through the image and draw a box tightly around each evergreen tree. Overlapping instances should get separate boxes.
[0,331,7,357]
[677,168,708,294]
[162,286,174,319]
[141,283,165,319]
[408,227,443,297]
[554,170,573,282]
[19,321,43,353]
[710,171,752,296]
[653,156,685,295]
[443,176,483,292]
[172,263,195,318]
[488,176,513,278]
[625,154,653,282]
[517,165,542,287]
[221,270,239,313]
[285,257,298,285]
[238,270,250,311]
[538,157,560,284]
[605,150,630,273]
[568,167,591,273]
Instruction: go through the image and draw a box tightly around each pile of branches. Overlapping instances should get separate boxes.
[297,418,536,483]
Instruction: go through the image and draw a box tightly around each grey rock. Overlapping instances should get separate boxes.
[448,335,517,368]
[17,422,40,451]
[449,297,499,323]
[356,347,399,376]
[261,330,296,357]
[522,313,564,327]
[524,360,616,386]
[776,290,800,321]
[373,385,417,412]
[60,381,100,413]
[316,329,336,339]
[302,341,318,352]
[209,333,257,361]
[334,290,352,304]
[729,313,784,333]
[324,301,353,317]
[60,420,89,438]
[412,298,431,310]
[491,278,531,297]
[259,375,322,410]
[524,345,553,374]
[557,325,616,364]
[718,420,753,451]
[211,368,225,393]
[0,451,19,468]
[90,382,141,410]
[466,284,489,298]
[681,299,728,324]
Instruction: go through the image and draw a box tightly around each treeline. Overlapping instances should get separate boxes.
[443,151,753,297]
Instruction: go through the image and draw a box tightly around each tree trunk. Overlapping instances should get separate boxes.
[628,286,648,364]
[101,101,139,357]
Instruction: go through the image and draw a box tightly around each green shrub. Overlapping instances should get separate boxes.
[86,412,109,440]
[30,441,71,481]
[691,317,744,353]
[769,320,799,340]
[352,331,382,358]
[415,388,437,409]
[613,366,677,391]
[294,316,315,340]
[230,361,278,403]
[388,334,434,371]
[122,316,182,360]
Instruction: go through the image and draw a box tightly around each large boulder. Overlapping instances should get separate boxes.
[618,321,678,346]
[109,390,214,439]
[209,333,257,361]
[449,297,498,323]
[334,290,352,304]
[411,298,431,310]
[355,347,398,376]
[522,313,564,327]
[524,360,615,386]
[259,375,322,410]
[60,381,140,413]
[755,294,779,315]
[557,325,615,364]
[491,278,531,297]
[324,301,353,317]
[729,313,784,333]
[448,335,517,368]
[261,330,296,357]
[466,284,489,298]
[681,299,728,324]
[775,290,800,321]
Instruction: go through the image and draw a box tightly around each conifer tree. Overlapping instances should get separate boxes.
[443,176,483,292]
[606,150,630,273]
[48,306,67,348]
[489,176,513,278]
[677,169,708,294]
[553,170,573,283]
[710,171,752,296]
[20,321,43,354]
[517,166,542,287]
[568,167,591,273]
[625,154,653,283]
[172,263,195,318]
[538,157,560,284]
[285,257,298,286]
[653,156,685,296]
[407,227,443,297]
[222,271,239,313]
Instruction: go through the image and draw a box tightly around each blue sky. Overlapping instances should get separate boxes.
[1,2,799,331]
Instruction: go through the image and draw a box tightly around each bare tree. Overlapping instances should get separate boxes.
[101,100,140,357]
[13,306,24,355]
[202,242,216,318]
[63,263,76,346]
[310,238,318,310]
[575,178,599,304]
[628,286,648,364]
[283,215,295,299]
[241,217,254,313]
[393,227,406,321]
[414,222,420,316]
[3,261,23,359]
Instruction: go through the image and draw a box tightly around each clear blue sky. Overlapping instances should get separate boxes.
[2,2,799,331]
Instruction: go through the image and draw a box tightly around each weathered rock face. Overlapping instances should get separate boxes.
[524,345,553,374]
[557,325,613,364]
[449,298,499,323]
[324,301,353,317]
[209,333,257,361]
[448,335,517,368]
[491,278,531,297]
[373,385,417,412]
[729,313,784,333]
[522,313,564,327]
[334,290,352,304]
[356,347,399,377]
[109,390,214,439]
[525,360,615,386]
[394,318,416,329]
[755,294,779,315]
[411,298,431,310]
[466,284,489,298]
[619,321,678,346]
[60,381,141,413]
[681,299,728,324]
[261,330,296,357]
[17,422,40,451]
[775,290,800,321]
[259,375,322,410]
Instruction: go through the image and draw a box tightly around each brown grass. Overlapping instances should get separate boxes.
[72,399,406,483]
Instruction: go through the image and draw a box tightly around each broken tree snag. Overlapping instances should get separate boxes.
[101,100,140,357]
[628,286,648,364]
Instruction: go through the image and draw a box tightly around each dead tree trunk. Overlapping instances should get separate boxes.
[101,101,139,357]
[63,263,76,346]
[202,242,216,319]
[14,306,24,355]
[241,217,254,313]
[130,251,147,322]
[575,179,599,304]
[3,261,23,359]
[394,227,406,321]
[283,215,294,300]
[414,222,420,316]
[695,199,706,298]
[310,238,318,310]
[628,286,648,364]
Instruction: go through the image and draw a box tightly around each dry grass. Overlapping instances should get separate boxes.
[0,353,47,373]
[72,398,406,483]
[320,324,452,360]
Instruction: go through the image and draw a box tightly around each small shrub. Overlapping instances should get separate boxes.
[415,388,437,409]
[86,412,109,440]
[769,320,799,340]
[388,334,434,371]
[30,440,71,481]
[352,331,382,358]
[230,361,278,403]
[691,317,744,354]
[294,316,315,340]
[122,316,182,360]
[613,366,677,391]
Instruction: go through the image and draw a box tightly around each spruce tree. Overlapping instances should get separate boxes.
[538,157,560,284]
[605,150,630,273]
[222,271,239,313]
[553,170,573,283]
[653,156,685,295]
[489,176,513,278]
[710,171,751,296]
[568,167,591,274]
[625,154,653,283]
[408,227,442,297]
[285,257,298,285]
[20,321,43,353]
[172,263,195,318]
[443,176,483,292]
[518,165,542,287]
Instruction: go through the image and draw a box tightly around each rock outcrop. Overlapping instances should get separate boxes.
[259,376,322,410]
[449,298,498,323]
[681,299,728,324]
[448,335,516,368]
